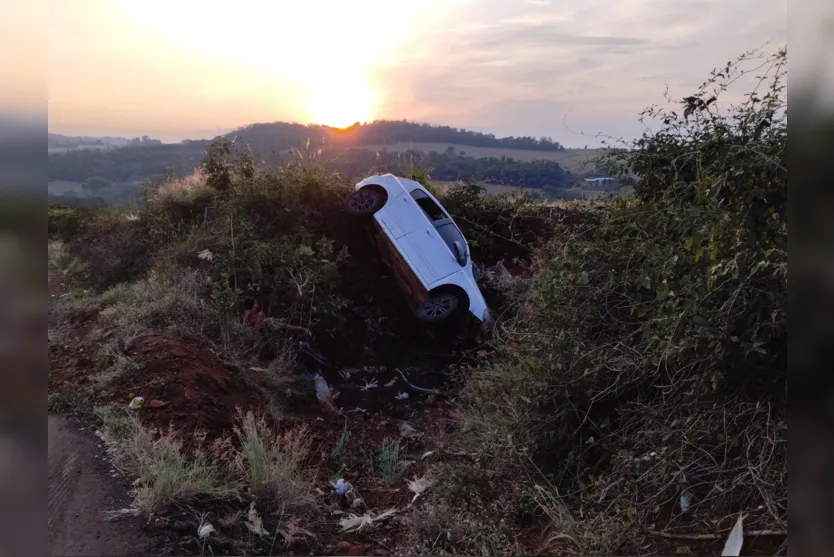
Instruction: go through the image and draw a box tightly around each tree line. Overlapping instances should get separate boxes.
[232,120,566,152]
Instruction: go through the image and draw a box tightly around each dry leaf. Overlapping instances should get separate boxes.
[198,523,215,538]
[399,422,422,439]
[338,513,373,533]
[337,508,398,533]
[407,475,433,504]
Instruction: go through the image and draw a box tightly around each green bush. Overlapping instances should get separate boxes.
[456,48,787,539]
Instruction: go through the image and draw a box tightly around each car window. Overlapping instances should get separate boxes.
[436,223,467,266]
[410,189,447,221]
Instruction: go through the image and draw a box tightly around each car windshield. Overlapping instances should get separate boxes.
[436,223,467,266]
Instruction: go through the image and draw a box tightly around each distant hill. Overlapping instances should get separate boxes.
[47,120,625,203]
[228,120,567,153]
[48,133,163,153]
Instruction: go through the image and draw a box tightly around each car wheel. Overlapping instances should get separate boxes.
[417,291,460,323]
[344,188,384,216]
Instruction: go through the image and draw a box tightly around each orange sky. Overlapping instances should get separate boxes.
[46,0,787,146]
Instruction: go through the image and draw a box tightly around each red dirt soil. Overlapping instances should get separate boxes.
[110,334,263,437]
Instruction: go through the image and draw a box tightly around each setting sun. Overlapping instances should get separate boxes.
[309,77,377,128]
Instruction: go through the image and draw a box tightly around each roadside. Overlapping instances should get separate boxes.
[48,414,151,556]
[49,261,159,557]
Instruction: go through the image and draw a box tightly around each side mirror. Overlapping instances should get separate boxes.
[452,241,466,264]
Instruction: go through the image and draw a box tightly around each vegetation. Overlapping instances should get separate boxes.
[232,119,567,152]
[47,121,619,206]
[48,47,787,555]
[432,47,787,554]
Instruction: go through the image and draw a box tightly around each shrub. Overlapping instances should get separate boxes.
[453,47,788,546]
[61,209,153,291]
[232,411,315,512]
[98,411,234,513]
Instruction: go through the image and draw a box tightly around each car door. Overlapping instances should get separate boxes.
[377,191,427,240]
[401,223,461,283]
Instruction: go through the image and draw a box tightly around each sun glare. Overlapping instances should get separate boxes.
[309,79,377,128]
[114,0,423,128]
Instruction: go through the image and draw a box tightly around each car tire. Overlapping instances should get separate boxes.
[416,290,461,323]
[344,188,385,216]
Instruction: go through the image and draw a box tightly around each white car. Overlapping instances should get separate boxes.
[344,174,492,328]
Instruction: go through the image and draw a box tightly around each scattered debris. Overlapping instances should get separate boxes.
[721,514,744,556]
[338,508,398,533]
[147,399,169,408]
[197,249,213,262]
[399,422,422,439]
[679,490,693,512]
[102,507,140,521]
[128,396,144,410]
[407,475,433,504]
[331,478,351,496]
[420,450,436,460]
[244,502,270,537]
[198,522,215,538]
[338,513,373,533]
[396,369,440,395]
[314,373,339,414]
[360,378,379,391]
[395,392,409,401]
[384,377,397,388]
[345,488,364,509]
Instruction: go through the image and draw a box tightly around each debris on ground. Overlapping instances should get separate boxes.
[198,522,215,539]
[338,507,398,533]
[244,502,270,537]
[406,475,432,505]
[331,478,351,495]
[128,396,144,409]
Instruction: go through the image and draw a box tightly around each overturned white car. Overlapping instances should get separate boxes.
[344,174,492,329]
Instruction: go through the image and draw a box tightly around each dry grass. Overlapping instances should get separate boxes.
[149,169,213,205]
[97,407,234,513]
[93,341,144,386]
[232,411,316,513]
[98,269,205,334]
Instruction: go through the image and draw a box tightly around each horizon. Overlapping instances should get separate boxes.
[47,0,786,148]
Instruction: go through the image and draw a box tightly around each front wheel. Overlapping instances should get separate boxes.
[344,188,385,216]
[417,291,461,323]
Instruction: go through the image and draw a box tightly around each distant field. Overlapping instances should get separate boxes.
[48,180,85,196]
[354,143,606,173]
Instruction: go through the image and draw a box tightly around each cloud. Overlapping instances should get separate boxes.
[370,0,786,146]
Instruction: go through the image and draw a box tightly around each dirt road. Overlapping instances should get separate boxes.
[48,414,151,556]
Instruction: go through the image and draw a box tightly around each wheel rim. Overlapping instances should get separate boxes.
[420,295,456,318]
[348,190,378,212]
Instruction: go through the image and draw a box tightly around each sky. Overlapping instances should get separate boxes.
[47,0,787,147]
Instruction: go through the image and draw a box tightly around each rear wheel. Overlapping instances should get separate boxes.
[344,188,385,216]
[417,290,461,323]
